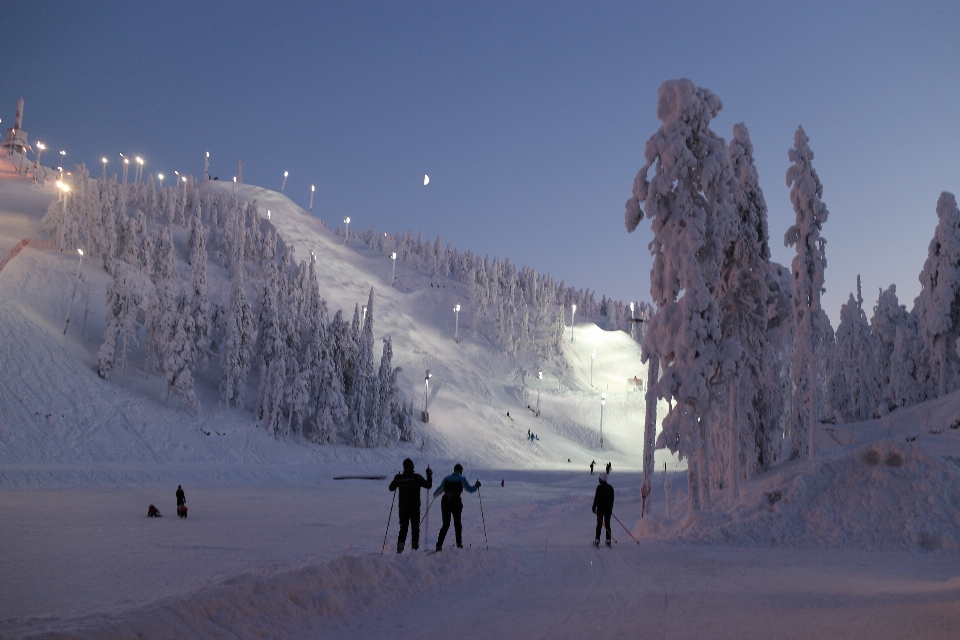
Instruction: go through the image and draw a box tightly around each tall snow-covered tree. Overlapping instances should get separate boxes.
[914,192,960,398]
[828,280,882,422]
[220,267,255,409]
[784,125,830,460]
[624,79,739,511]
[97,260,149,380]
[870,284,910,410]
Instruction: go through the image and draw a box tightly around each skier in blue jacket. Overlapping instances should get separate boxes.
[433,463,480,551]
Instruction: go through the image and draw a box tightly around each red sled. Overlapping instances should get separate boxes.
[177,504,188,518]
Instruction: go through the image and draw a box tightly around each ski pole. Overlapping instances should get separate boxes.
[477,485,488,549]
[611,512,640,544]
[420,492,438,526]
[381,489,397,554]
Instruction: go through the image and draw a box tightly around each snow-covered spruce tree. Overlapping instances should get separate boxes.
[624,79,739,511]
[188,217,211,368]
[914,192,960,399]
[144,228,177,375]
[97,260,149,380]
[219,266,255,409]
[713,122,783,491]
[828,280,882,422]
[783,125,830,460]
[870,284,910,410]
[350,290,377,446]
[375,336,401,446]
[163,293,199,410]
[255,259,285,435]
[889,318,928,408]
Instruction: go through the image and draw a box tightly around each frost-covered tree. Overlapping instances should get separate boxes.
[914,192,960,398]
[828,280,882,422]
[163,294,199,411]
[784,125,830,460]
[624,79,738,511]
[97,260,149,380]
[714,122,781,490]
[890,318,928,408]
[220,267,255,408]
[188,219,211,368]
[870,284,910,409]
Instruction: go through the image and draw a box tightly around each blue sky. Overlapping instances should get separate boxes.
[3,1,958,325]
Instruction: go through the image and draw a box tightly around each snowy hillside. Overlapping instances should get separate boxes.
[0,155,673,489]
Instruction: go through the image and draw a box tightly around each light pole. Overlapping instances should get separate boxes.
[536,370,542,417]
[121,154,129,186]
[158,173,164,189]
[135,156,143,183]
[59,150,66,175]
[101,157,108,178]
[204,151,209,180]
[591,349,596,387]
[56,180,70,249]
[600,392,606,448]
[35,142,45,182]
[570,304,577,342]
[181,175,187,218]
[391,252,397,286]
[362,305,367,330]
[309,185,315,213]
[63,248,84,335]
[281,170,288,193]
[422,369,432,423]
[267,209,271,221]
[453,304,460,343]
[343,217,351,246]
[630,302,635,340]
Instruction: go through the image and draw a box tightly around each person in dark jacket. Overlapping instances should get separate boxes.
[176,485,187,518]
[592,473,615,546]
[389,458,432,553]
[433,463,480,551]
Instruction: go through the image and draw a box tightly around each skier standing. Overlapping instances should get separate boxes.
[388,458,433,553]
[176,485,187,518]
[592,473,614,546]
[590,460,595,474]
[433,463,480,551]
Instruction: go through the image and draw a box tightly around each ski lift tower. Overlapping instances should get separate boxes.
[422,369,432,423]
[2,98,32,161]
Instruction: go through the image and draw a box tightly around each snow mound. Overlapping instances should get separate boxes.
[12,547,516,639]
[642,440,960,551]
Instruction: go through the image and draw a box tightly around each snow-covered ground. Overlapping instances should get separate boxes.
[2,161,960,638]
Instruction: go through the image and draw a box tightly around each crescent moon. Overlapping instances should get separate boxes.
[423,174,429,186]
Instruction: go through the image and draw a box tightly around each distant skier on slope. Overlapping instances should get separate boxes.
[389,458,433,553]
[433,463,480,551]
[592,473,614,546]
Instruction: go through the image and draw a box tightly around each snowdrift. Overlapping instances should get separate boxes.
[641,439,960,551]
[12,547,516,639]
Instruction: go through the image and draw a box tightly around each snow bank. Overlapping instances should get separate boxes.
[641,439,960,551]
[13,548,516,639]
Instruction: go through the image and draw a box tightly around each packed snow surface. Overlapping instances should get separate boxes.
[2,161,960,638]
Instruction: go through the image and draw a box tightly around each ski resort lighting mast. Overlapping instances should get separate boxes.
[63,248,83,335]
[453,304,461,343]
[309,185,315,214]
[281,170,288,193]
[204,151,209,180]
[343,217,350,246]
[158,173,164,188]
[599,392,606,448]
[591,350,596,387]
[570,304,577,342]
[536,370,542,417]
[101,157,107,177]
[422,370,432,423]
[135,156,144,183]
[391,252,397,286]
[35,142,45,182]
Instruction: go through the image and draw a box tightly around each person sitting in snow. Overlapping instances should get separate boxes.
[592,473,615,547]
[433,463,480,551]
[147,504,161,517]
[389,458,433,553]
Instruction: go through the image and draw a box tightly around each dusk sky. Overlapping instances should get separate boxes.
[3,1,958,325]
